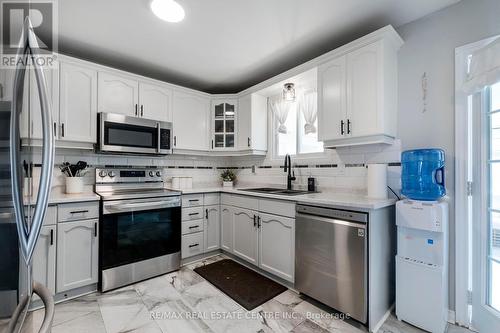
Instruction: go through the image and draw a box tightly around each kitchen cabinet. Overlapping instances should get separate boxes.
[232,207,259,265]
[204,205,220,252]
[258,213,295,282]
[220,205,233,252]
[172,91,210,151]
[98,72,139,117]
[59,61,97,143]
[32,225,56,297]
[56,219,99,292]
[139,82,172,122]
[211,99,237,150]
[317,38,400,147]
[237,93,267,154]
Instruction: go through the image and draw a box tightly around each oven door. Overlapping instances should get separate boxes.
[100,196,181,272]
[99,113,170,155]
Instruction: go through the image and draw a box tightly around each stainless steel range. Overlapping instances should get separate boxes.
[95,168,181,292]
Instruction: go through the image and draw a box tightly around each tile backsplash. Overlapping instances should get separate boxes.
[28,139,402,198]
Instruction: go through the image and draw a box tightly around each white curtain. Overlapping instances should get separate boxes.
[270,97,291,134]
[463,36,500,93]
[298,90,318,134]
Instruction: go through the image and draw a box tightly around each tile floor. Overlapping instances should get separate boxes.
[2,254,474,333]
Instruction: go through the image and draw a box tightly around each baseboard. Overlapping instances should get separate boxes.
[371,304,394,333]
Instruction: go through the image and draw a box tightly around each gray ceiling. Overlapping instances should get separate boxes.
[57,0,461,93]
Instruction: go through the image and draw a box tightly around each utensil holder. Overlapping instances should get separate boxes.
[65,177,84,194]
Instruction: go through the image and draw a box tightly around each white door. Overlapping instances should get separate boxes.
[204,205,220,252]
[138,82,172,122]
[56,219,99,292]
[471,81,500,332]
[59,61,97,143]
[172,91,209,151]
[318,55,347,141]
[21,66,59,139]
[98,72,138,116]
[220,205,233,252]
[32,225,56,296]
[346,41,382,138]
[232,207,258,265]
[258,213,295,282]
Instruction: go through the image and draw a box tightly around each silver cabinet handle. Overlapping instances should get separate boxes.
[189,243,199,248]
[10,17,55,264]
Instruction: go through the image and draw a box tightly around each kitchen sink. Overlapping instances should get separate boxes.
[239,188,310,196]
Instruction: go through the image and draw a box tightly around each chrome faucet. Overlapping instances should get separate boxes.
[284,154,296,190]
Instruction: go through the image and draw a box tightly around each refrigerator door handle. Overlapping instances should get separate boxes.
[10,17,55,264]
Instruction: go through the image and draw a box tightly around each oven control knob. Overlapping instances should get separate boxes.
[149,170,155,177]
[108,171,116,178]
[99,170,107,178]
[156,171,162,177]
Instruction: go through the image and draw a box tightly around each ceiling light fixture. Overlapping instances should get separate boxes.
[150,0,185,23]
[283,83,295,102]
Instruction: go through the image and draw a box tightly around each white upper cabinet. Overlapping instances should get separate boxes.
[172,91,210,151]
[138,82,172,122]
[237,93,267,153]
[59,61,97,143]
[98,72,139,117]
[317,30,402,147]
[211,99,237,150]
[318,55,346,142]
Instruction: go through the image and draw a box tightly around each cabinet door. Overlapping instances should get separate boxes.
[56,219,98,292]
[346,41,382,138]
[212,99,237,150]
[204,205,220,252]
[139,82,172,122]
[32,225,56,296]
[97,72,138,116]
[237,94,251,150]
[59,61,97,143]
[172,91,209,151]
[233,207,258,265]
[220,205,233,252]
[258,213,295,282]
[317,55,347,141]
[21,66,59,139]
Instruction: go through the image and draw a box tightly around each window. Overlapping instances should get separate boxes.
[274,97,323,157]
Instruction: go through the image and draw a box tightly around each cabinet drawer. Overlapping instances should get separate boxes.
[181,232,204,258]
[182,207,204,221]
[181,219,203,235]
[58,202,99,222]
[221,194,258,210]
[25,205,57,226]
[203,193,220,206]
[182,194,204,207]
[259,199,295,218]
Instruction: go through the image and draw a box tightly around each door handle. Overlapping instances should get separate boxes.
[141,105,144,117]
[189,243,199,248]
[341,120,345,135]
[174,136,177,147]
[212,140,214,149]
[61,123,65,137]
[188,212,199,216]
[70,209,89,214]
[135,104,138,116]
[94,222,97,237]
[50,229,53,245]
[253,215,257,227]
[189,225,199,229]
[53,122,57,138]
[10,17,55,263]
[205,208,208,219]
[248,137,251,147]
[347,119,351,134]
[257,216,261,228]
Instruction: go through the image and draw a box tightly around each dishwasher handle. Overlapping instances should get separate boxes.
[296,212,366,229]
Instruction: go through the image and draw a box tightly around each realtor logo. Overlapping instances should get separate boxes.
[1,0,57,67]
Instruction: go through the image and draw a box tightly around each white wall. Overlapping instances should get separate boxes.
[396,0,500,311]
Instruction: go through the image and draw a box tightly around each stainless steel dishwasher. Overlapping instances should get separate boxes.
[295,204,368,323]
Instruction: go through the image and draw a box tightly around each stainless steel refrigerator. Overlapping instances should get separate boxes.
[0,18,55,333]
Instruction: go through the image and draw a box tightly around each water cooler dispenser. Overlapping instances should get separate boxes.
[396,149,448,333]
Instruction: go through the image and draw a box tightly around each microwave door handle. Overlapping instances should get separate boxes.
[156,122,161,153]
[11,17,55,263]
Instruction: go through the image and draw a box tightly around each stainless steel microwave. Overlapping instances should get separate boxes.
[97,112,172,155]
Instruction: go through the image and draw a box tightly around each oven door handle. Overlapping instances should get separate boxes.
[103,200,179,214]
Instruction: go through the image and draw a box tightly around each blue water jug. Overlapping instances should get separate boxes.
[401,149,446,201]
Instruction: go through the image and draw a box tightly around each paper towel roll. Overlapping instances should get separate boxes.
[367,164,388,199]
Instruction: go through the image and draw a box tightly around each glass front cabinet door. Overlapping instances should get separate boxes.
[212,100,237,150]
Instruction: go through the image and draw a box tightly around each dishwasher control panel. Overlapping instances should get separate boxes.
[296,204,368,223]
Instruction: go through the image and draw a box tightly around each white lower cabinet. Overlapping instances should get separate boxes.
[32,225,56,297]
[56,219,99,292]
[258,213,295,282]
[232,207,259,266]
[204,205,220,252]
[182,232,204,258]
[220,205,233,252]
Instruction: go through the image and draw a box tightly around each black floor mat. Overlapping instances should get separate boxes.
[194,259,287,310]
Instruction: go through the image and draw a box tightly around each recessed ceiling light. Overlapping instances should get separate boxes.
[150,0,185,23]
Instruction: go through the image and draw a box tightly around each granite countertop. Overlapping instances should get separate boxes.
[170,186,396,210]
